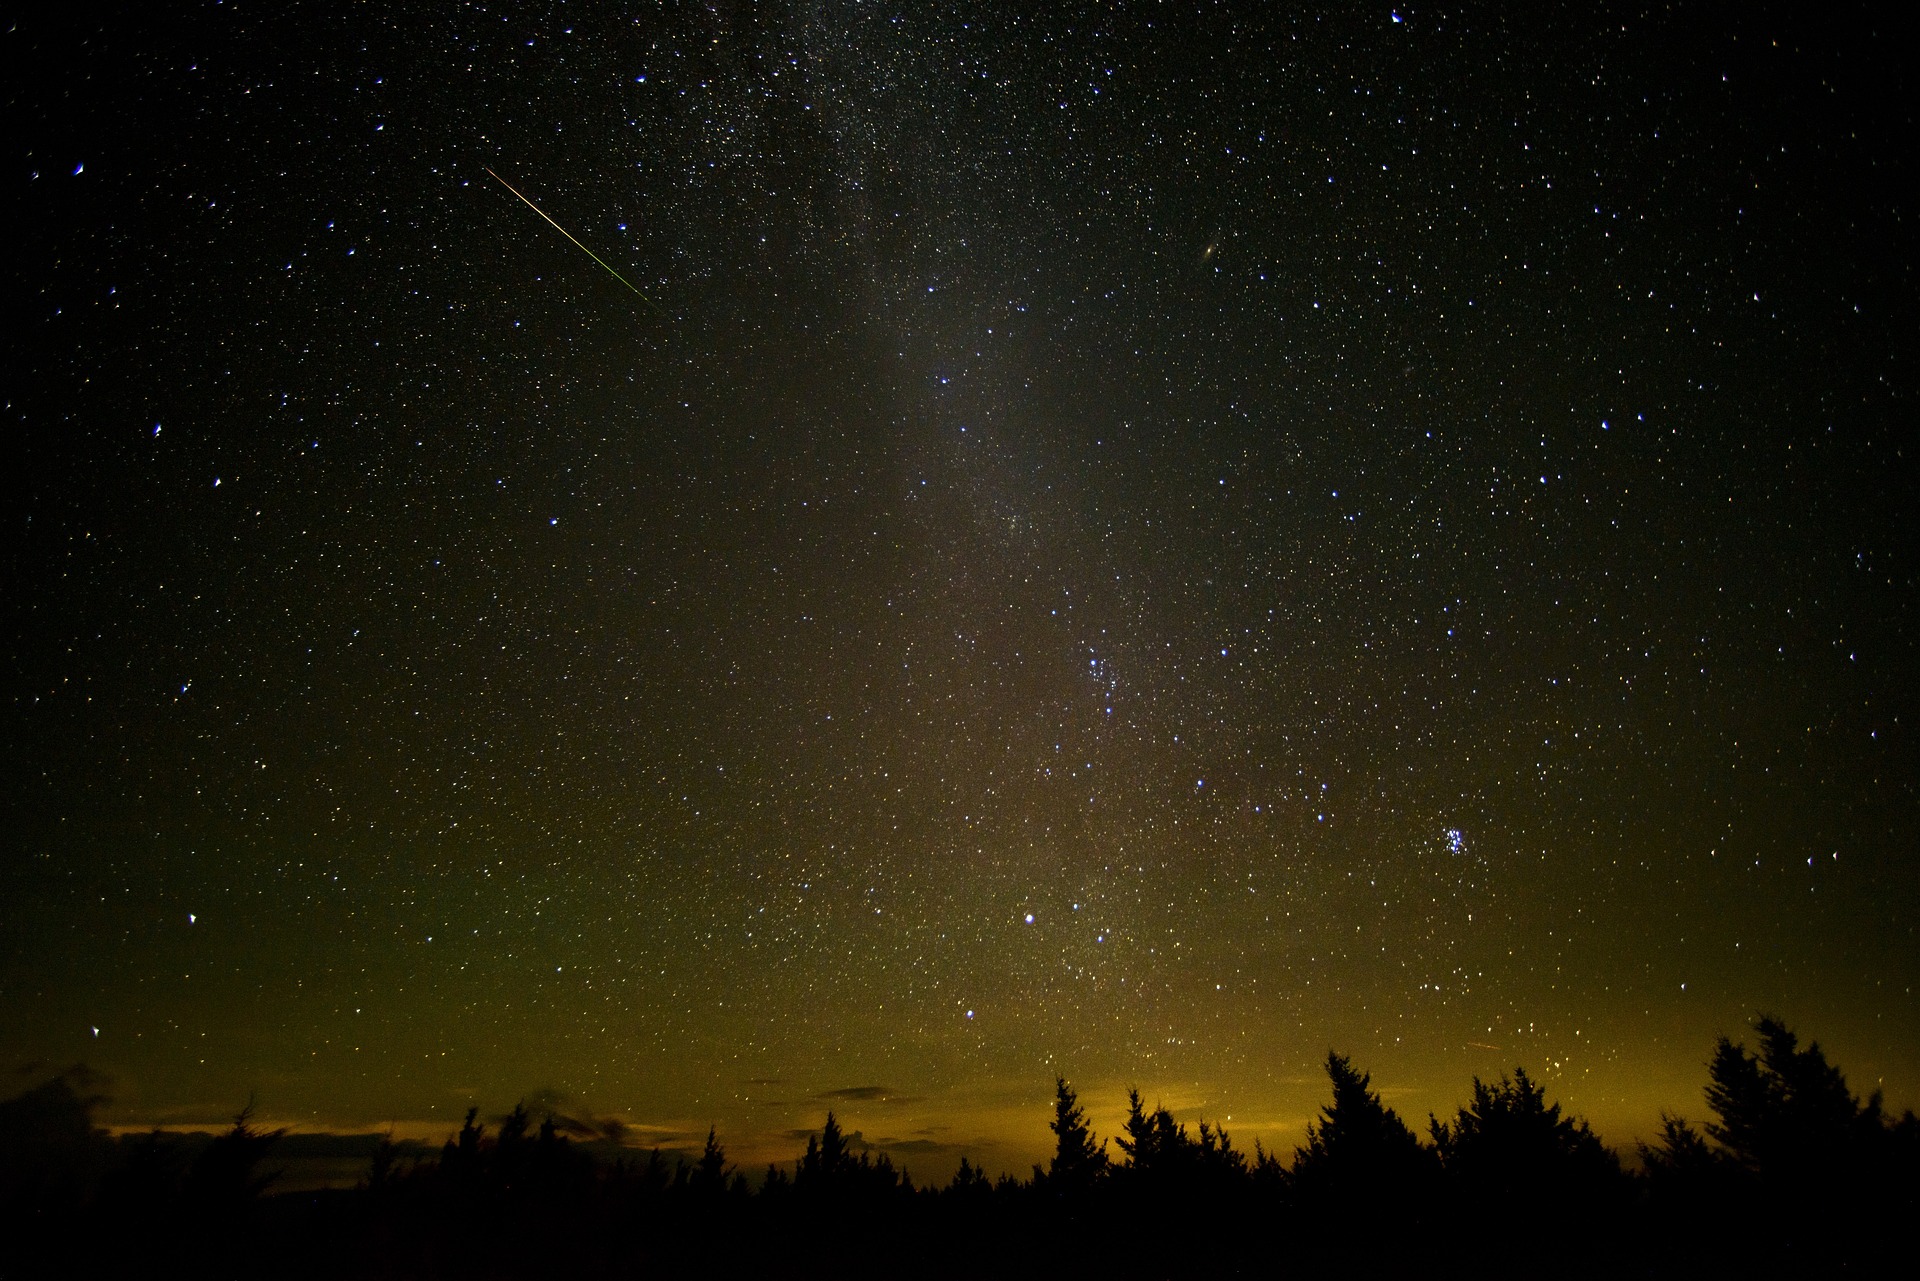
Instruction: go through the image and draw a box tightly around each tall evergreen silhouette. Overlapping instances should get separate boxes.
[796,1110,853,1188]
[1114,1088,1193,1181]
[1705,1015,1868,1183]
[1637,1016,1920,1274]
[694,1125,729,1191]
[1290,1051,1433,1211]
[948,1154,992,1199]
[181,1101,285,1216]
[1039,1078,1107,1195]
[1430,1068,1621,1206]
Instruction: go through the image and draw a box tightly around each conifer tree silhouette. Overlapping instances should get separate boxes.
[640,1145,669,1195]
[1290,1051,1432,1209]
[1705,1015,1859,1182]
[1194,1119,1246,1180]
[182,1099,285,1215]
[1040,1078,1107,1194]
[1115,1088,1152,1168]
[948,1155,991,1197]
[1697,1014,1920,1243]
[499,1102,531,1140]
[1251,1139,1287,1192]
[1638,1112,1718,1181]
[1638,1110,1739,1238]
[364,1126,400,1192]
[694,1125,729,1191]
[1430,1067,1620,1206]
[797,1111,852,1187]
[1642,1017,1920,1272]
[441,1105,484,1186]
[1114,1088,1194,1180]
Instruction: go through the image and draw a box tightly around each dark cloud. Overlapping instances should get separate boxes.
[816,1085,891,1101]
[500,1088,638,1145]
[610,1125,700,1150]
[284,1132,424,1159]
[871,1137,956,1156]
[814,1085,925,1106]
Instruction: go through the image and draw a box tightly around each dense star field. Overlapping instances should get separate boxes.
[5,2,1915,1176]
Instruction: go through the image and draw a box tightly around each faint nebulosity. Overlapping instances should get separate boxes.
[4,2,1914,1172]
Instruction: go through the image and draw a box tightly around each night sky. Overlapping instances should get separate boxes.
[6,3,1916,1176]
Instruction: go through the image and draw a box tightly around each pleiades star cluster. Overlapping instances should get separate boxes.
[5,2,1914,1175]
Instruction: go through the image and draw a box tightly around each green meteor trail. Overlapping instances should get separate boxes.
[484,166,661,313]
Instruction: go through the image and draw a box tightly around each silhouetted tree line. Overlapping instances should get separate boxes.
[2,1016,1914,1279]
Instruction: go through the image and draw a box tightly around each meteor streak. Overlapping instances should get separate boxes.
[484,166,661,313]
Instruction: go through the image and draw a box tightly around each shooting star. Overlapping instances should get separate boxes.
[484,167,662,314]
